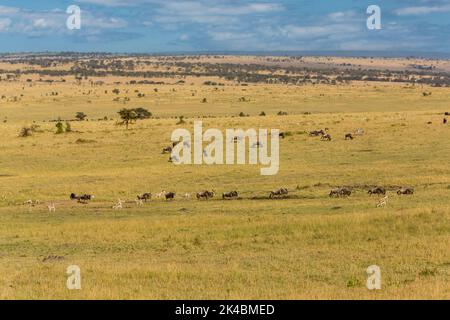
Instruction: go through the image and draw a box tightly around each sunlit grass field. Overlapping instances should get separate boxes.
[0,80,450,299]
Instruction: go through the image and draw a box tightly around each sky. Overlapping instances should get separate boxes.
[0,0,449,53]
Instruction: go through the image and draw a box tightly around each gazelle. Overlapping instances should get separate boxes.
[47,203,56,212]
[113,199,123,210]
[376,196,389,208]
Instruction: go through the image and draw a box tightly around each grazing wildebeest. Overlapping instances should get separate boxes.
[321,133,332,141]
[269,188,289,199]
[309,129,326,137]
[70,193,94,203]
[445,112,450,116]
[196,190,215,200]
[329,187,352,198]
[444,118,448,125]
[345,133,354,140]
[165,192,176,200]
[137,193,151,202]
[222,191,238,200]
[397,187,414,195]
[162,146,172,154]
[368,187,386,196]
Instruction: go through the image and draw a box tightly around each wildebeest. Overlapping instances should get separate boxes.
[444,118,448,124]
[309,129,326,137]
[321,133,332,141]
[269,188,288,199]
[162,146,172,154]
[196,190,215,200]
[329,187,352,198]
[397,187,414,195]
[165,192,176,200]
[70,193,94,203]
[368,187,386,196]
[345,133,354,140]
[137,193,151,202]
[222,191,238,200]
[279,132,286,139]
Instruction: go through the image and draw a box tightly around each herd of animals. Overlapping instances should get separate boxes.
[21,185,414,212]
[19,112,449,213]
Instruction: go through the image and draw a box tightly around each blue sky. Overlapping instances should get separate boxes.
[0,0,449,53]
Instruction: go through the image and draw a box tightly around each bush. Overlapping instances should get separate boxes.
[177,116,186,125]
[19,127,32,137]
[55,121,64,134]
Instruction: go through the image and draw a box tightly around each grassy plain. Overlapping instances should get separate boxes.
[0,59,450,299]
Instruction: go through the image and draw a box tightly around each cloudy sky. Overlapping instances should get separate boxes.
[0,0,449,53]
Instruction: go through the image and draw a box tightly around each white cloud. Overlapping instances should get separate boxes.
[394,5,450,15]
[0,6,20,14]
[0,18,11,31]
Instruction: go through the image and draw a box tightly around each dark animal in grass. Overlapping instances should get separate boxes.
[269,188,288,199]
[279,132,286,139]
[397,187,414,195]
[444,118,448,125]
[165,192,176,200]
[345,133,354,140]
[321,133,332,141]
[162,146,172,154]
[137,193,152,202]
[329,188,352,198]
[70,193,94,203]
[309,129,326,137]
[196,190,215,200]
[368,187,386,196]
[222,191,238,200]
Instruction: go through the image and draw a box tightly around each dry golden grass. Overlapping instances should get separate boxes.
[0,66,450,299]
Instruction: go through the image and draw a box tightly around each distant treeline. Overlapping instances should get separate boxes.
[1,57,450,86]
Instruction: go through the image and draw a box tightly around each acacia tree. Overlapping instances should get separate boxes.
[118,108,138,129]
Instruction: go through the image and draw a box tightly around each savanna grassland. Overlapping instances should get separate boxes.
[0,54,450,299]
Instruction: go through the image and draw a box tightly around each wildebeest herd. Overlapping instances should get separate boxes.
[35,184,412,212]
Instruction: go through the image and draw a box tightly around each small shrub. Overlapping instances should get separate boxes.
[19,127,32,137]
[177,116,186,125]
[55,121,64,134]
